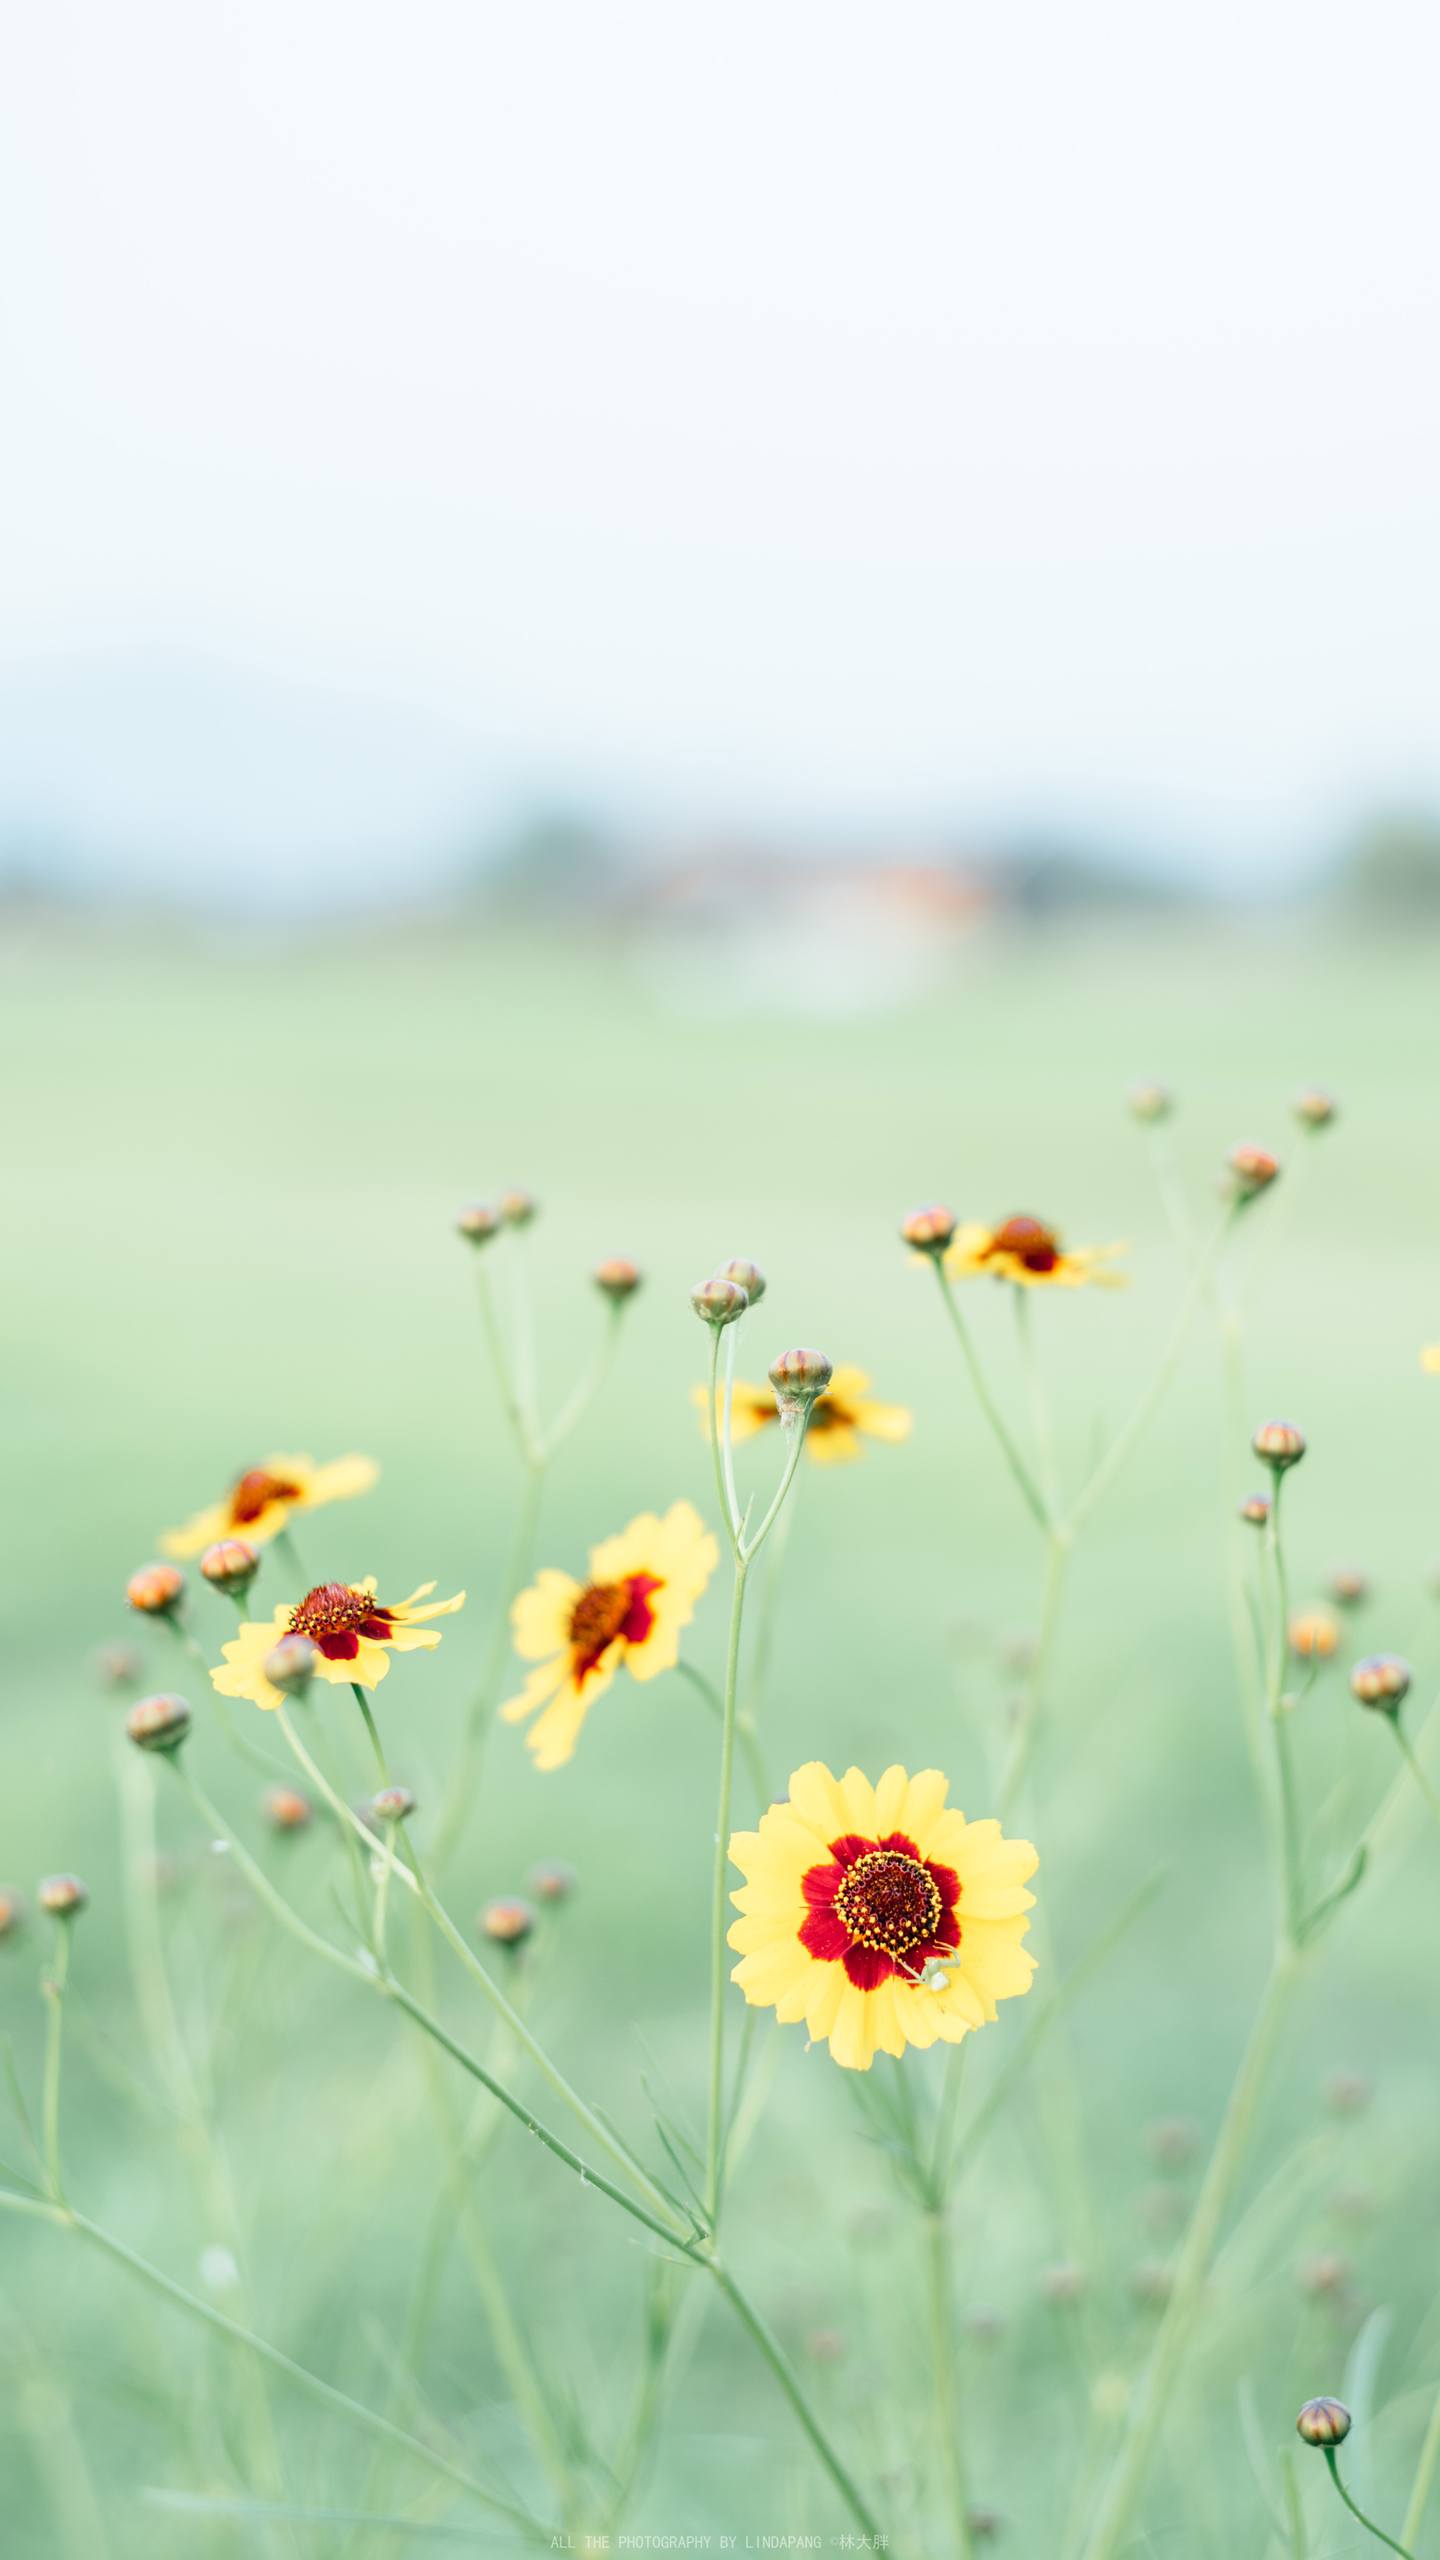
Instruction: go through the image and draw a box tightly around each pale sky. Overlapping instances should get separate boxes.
[4,1,1440,893]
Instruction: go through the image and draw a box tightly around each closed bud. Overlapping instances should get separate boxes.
[967,2511,1004,2542]
[1300,2251,1350,2299]
[126,1691,191,1753]
[1296,2396,1351,2447]
[1239,1492,1272,1527]
[1128,1081,1174,1124]
[715,1257,767,1306]
[127,1561,185,1616]
[1146,2116,1198,2171]
[95,1642,143,1688]
[769,1347,833,1418]
[1289,1607,1339,1662]
[499,1189,537,1228]
[0,1888,24,1938]
[38,1874,88,1918]
[456,1202,501,1247]
[529,1859,576,1903]
[691,1276,748,1327]
[263,1633,318,1696]
[1350,1653,1410,1714]
[901,1203,957,1255]
[200,1538,259,1596]
[264,1785,312,1833]
[1325,2068,1372,2116]
[1228,1141,1281,1198]
[1329,1565,1369,1608]
[369,1785,416,1823]
[1293,1086,1339,1131]
[593,1257,642,1302]
[1252,1420,1306,1473]
[481,1896,535,1947]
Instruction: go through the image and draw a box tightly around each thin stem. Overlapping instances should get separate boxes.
[708,2261,882,2539]
[1066,1204,1235,1535]
[41,1920,72,2204]
[721,1327,742,1533]
[742,1410,810,1564]
[1079,1949,1300,2560]
[1264,1476,1304,1943]
[434,1454,545,1872]
[1402,2369,1440,2547]
[1323,2449,1418,2559]
[705,1553,750,2229]
[1014,1286,1061,1519]
[923,2208,974,2557]
[706,1327,742,1554]
[352,1686,389,1787]
[476,1262,541,1464]
[994,1527,1071,1816]
[931,1265,1049,1530]
[1393,1722,1440,1830]
[538,1299,624,1462]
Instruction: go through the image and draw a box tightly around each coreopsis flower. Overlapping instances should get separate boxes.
[727,1761,1037,2071]
[212,1578,464,1711]
[162,1453,379,1557]
[692,1364,912,1466]
[944,1216,1126,1290]
[502,1501,718,1770]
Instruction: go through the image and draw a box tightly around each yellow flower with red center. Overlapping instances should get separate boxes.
[163,1454,379,1557]
[692,1364,911,1466]
[728,1761,1037,2071]
[943,1215,1126,1289]
[212,1578,464,1711]
[502,1502,718,1770]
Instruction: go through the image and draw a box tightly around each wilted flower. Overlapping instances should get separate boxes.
[503,1503,717,1769]
[900,1204,958,1256]
[1228,1142,1281,1198]
[127,1562,185,1617]
[1350,1654,1410,1714]
[1296,2398,1351,2447]
[1289,1608,1340,1662]
[1252,1420,1306,1472]
[481,1897,535,1947]
[125,1692,191,1753]
[214,1581,464,1712]
[946,1216,1126,1290]
[162,1454,378,1558]
[727,1760,1036,2070]
[1128,1081,1174,1124]
[264,1785,312,1833]
[592,1257,642,1302]
[199,1539,259,1596]
[38,1874,88,1918]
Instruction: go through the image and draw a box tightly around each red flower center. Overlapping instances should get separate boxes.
[568,1573,664,1682]
[231,1467,302,1524]
[289,1582,394,1662]
[800,1830,963,1991]
[834,1849,941,1958]
[988,1215,1060,1273]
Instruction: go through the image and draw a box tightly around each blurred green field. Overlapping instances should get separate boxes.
[4,909,1440,2556]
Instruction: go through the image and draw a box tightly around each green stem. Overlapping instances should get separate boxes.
[1402,2369,1440,2547]
[923,2208,974,2557]
[1393,1723,1440,1831]
[538,1299,624,1462]
[706,1327,742,1554]
[433,1454,545,1873]
[1065,1205,1234,1535]
[1265,1477,1305,1942]
[708,2260,882,2539]
[705,1553,749,2230]
[931,1265,1049,1530]
[41,1920,72,2204]
[476,1262,541,1464]
[1079,1949,1300,2560]
[1014,1286,1061,1520]
[1324,2449,1419,2559]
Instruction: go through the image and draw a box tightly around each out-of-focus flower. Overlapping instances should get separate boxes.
[127,1562,185,1616]
[1293,1087,1339,1130]
[1238,1493,1273,1527]
[1128,1082,1174,1123]
[592,1257,642,1302]
[502,1503,717,1770]
[214,1580,464,1712]
[162,1454,378,1558]
[95,1642,143,1687]
[1228,1142,1281,1198]
[1422,1346,1440,1375]
[1253,1420,1306,1472]
[456,1202,501,1247]
[1350,1654,1410,1714]
[945,1216,1127,1290]
[481,1897,535,1946]
[499,1189,538,1227]
[39,1875,88,1917]
[727,1760,1036,2071]
[529,1860,576,1902]
[1289,1608,1340,1662]
[900,1204,958,1256]
[0,1888,24,1937]
[369,1785,416,1823]
[265,1785,312,1833]
[1328,1566,1370,1608]
[200,1539,259,1596]
[694,1364,912,1465]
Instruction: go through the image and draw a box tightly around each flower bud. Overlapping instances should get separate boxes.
[1328,1565,1369,1609]
[499,1189,537,1228]
[1289,1607,1339,1662]
[38,1874,88,1918]
[1146,2117,1198,2171]
[528,1859,576,1903]
[369,1785,416,1823]
[967,2510,1004,2542]
[263,1633,318,1696]
[715,1257,767,1306]
[200,1538,259,1596]
[901,1203,958,1256]
[1300,2251,1349,2299]
[1128,1081,1174,1124]
[1296,2397,1351,2447]
[1228,1141,1281,1198]
[126,1691,191,1753]
[1238,1492,1272,1527]
[593,1257,642,1302]
[1325,2068,1371,2116]
[0,1888,24,1937]
[95,1642,143,1688]
[265,1785,312,1833]
[768,1347,833,1418]
[1350,1653,1410,1714]
[1252,1420,1305,1473]
[456,1202,501,1247]
[691,1276,748,1327]
[126,1561,185,1617]
[1293,1086,1339,1131]
[480,1896,535,1947]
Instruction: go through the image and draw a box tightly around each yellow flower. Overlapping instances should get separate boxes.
[728,1761,1037,2071]
[1422,1347,1440,1374]
[691,1364,912,1466]
[944,1215,1126,1289]
[502,1501,718,1770]
[162,1454,379,1556]
[212,1578,464,1711]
